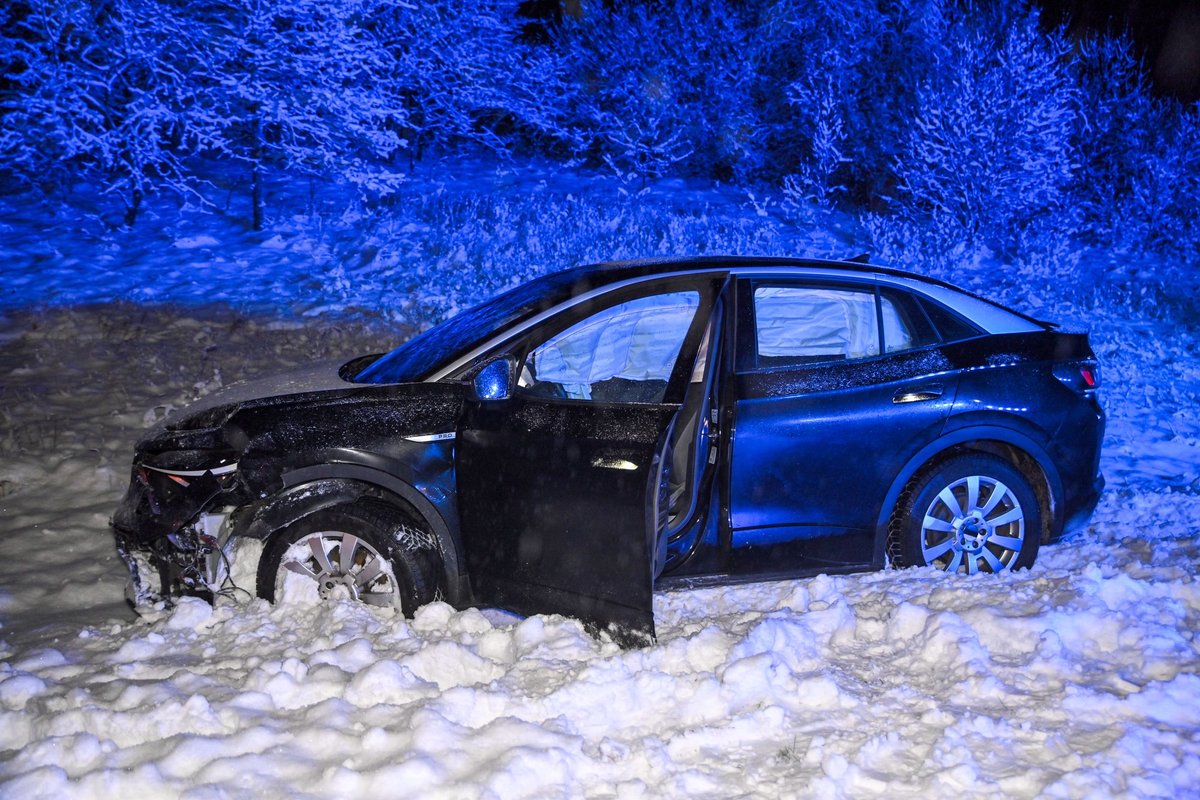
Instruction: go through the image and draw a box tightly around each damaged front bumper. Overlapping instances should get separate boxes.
[111,456,244,609]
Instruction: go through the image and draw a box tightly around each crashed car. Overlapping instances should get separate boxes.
[113,257,1104,644]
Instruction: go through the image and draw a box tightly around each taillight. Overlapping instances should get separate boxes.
[1054,362,1100,392]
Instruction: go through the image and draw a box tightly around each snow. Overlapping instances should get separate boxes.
[2,172,1200,797]
[3,513,1199,797]
[173,235,221,250]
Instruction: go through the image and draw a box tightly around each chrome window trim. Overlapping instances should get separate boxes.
[875,275,1042,334]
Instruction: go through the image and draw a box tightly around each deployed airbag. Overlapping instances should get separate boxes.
[755,286,879,361]
[525,292,700,399]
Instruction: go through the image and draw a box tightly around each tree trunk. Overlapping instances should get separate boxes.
[252,165,263,231]
[251,114,264,231]
[124,188,143,228]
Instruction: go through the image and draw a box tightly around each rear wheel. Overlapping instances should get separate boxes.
[889,454,1040,574]
[257,499,442,615]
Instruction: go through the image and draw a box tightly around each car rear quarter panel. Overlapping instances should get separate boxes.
[925,329,1102,539]
[941,330,1095,449]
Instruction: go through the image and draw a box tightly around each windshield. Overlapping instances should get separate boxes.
[354,268,595,384]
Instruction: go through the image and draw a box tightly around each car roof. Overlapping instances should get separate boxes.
[565,255,875,286]
[560,256,977,296]
[571,254,901,279]
[559,256,1044,327]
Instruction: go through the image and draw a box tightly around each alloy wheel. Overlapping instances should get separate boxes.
[919,475,1026,574]
[280,530,399,607]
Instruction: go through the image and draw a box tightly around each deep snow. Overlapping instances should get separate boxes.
[1,176,1199,797]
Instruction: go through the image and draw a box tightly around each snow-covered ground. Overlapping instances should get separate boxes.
[2,174,1199,797]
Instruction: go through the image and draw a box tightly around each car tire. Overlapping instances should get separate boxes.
[888,454,1041,574]
[256,499,442,615]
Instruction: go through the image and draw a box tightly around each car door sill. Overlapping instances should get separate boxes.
[656,563,873,591]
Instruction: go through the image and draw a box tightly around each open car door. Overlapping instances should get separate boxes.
[455,281,717,646]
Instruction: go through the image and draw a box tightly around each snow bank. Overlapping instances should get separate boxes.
[1,506,1198,798]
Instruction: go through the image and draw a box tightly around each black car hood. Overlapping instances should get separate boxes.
[150,358,363,437]
[198,358,358,409]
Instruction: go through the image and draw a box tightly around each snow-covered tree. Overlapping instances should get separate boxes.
[555,0,761,184]
[1070,33,1200,258]
[2,0,413,228]
[761,0,949,207]
[183,0,410,229]
[366,0,561,161]
[1,0,1195,260]
[1,0,195,224]
[891,6,1080,245]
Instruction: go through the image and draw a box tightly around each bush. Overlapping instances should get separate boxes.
[889,6,1080,250]
[1070,34,1200,260]
[3,0,1198,286]
[554,0,761,183]
[0,0,196,223]
[762,0,949,206]
[353,182,794,327]
[368,0,558,159]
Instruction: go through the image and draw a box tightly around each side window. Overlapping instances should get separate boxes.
[518,291,700,403]
[879,290,940,354]
[753,285,879,367]
[920,298,982,343]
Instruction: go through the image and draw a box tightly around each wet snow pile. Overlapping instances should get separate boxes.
[2,499,1199,799]
[1,300,1199,798]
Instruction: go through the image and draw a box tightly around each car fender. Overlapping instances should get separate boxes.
[871,421,1065,566]
[236,461,468,605]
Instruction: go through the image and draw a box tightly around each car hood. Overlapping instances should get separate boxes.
[139,355,467,455]
[148,358,364,438]
[197,358,359,409]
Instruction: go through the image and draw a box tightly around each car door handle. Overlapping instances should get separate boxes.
[893,385,944,404]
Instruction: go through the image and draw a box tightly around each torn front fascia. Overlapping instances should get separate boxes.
[135,465,230,540]
[113,461,240,607]
[116,533,163,607]
[117,510,235,608]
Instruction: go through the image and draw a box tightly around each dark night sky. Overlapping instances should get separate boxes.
[1040,0,1200,100]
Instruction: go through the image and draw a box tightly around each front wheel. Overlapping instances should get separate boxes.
[257,499,442,614]
[888,454,1041,574]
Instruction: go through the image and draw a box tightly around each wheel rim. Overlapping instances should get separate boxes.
[920,475,1026,574]
[279,531,399,608]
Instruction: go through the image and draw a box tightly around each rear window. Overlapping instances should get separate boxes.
[878,289,940,353]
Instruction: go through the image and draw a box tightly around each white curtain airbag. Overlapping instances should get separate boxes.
[754,287,879,360]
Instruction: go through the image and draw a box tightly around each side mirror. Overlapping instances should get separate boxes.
[472,357,514,402]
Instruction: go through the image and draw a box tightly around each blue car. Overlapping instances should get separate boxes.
[113,257,1104,645]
